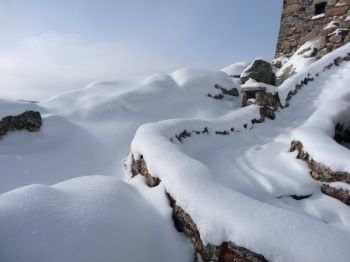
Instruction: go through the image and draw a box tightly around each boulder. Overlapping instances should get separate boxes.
[0,111,42,136]
[240,59,276,85]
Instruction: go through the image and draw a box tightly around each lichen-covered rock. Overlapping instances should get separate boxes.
[240,59,275,85]
[0,111,42,136]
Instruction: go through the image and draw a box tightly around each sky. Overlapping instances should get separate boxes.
[0,0,283,101]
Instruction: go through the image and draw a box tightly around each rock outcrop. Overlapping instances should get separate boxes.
[290,140,350,184]
[321,184,350,205]
[0,111,42,137]
[240,59,275,85]
[208,84,239,100]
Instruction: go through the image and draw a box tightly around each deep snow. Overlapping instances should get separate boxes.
[1,44,350,261]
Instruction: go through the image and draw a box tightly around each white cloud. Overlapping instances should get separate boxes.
[0,33,180,101]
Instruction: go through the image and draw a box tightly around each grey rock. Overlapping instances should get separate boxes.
[240,59,276,85]
[0,111,42,137]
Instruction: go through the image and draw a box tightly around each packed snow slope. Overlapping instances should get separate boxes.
[0,44,350,261]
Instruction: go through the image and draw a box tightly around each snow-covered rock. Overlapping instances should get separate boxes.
[275,39,320,85]
[240,58,275,85]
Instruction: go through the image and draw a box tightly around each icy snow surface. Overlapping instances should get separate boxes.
[1,43,350,261]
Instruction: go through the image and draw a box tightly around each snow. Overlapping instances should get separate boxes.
[323,21,338,30]
[0,176,192,262]
[171,67,239,97]
[241,78,277,93]
[272,55,288,67]
[278,42,350,105]
[312,13,325,20]
[0,98,44,119]
[276,39,320,81]
[328,28,350,37]
[1,43,350,261]
[291,62,350,172]
[130,60,350,260]
[328,182,350,192]
[43,68,240,122]
[221,61,250,77]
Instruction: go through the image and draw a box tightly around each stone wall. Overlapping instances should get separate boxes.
[276,0,350,58]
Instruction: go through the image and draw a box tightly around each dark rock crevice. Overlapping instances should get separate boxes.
[334,123,350,149]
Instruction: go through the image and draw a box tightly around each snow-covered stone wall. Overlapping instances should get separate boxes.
[276,0,350,58]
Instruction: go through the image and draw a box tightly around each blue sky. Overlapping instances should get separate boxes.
[0,0,283,100]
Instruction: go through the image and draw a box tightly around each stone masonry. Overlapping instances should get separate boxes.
[276,0,350,58]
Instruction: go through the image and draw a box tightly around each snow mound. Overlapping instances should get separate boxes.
[43,70,240,121]
[171,67,239,96]
[0,98,44,119]
[221,61,251,77]
[0,114,107,193]
[0,176,192,262]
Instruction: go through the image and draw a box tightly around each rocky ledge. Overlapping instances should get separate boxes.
[0,111,42,137]
[130,155,268,262]
[321,184,350,205]
[290,140,350,205]
[290,140,350,184]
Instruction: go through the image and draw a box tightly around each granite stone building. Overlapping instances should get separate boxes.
[276,0,350,58]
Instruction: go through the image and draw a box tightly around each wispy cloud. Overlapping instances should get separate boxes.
[0,33,181,101]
